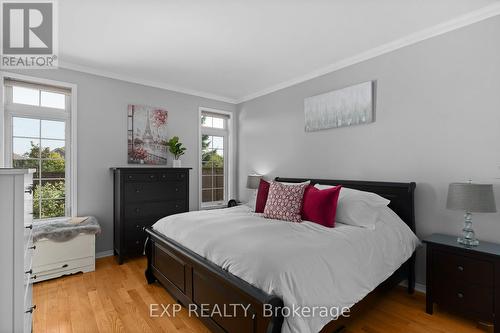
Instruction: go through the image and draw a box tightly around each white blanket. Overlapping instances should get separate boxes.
[153,205,419,333]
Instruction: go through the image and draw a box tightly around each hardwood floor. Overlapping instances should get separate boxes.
[33,256,490,333]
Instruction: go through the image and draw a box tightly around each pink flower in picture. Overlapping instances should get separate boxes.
[152,109,168,128]
[132,147,148,160]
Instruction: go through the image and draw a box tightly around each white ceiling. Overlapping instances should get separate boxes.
[59,0,500,103]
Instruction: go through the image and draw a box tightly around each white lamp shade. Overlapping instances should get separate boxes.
[246,174,262,189]
[446,183,497,213]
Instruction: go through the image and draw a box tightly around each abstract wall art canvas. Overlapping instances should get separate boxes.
[304,81,375,132]
[127,104,168,165]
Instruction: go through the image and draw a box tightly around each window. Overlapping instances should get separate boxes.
[200,109,231,208]
[4,78,74,220]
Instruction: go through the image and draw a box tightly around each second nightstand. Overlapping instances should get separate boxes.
[423,234,500,333]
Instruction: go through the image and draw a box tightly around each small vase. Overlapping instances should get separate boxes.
[173,159,182,168]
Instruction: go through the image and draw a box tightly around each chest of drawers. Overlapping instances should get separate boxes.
[112,167,190,264]
[0,169,36,333]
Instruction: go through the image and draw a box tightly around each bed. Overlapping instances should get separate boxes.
[144,177,418,333]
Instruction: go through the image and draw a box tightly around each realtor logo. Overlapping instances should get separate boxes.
[1,0,58,68]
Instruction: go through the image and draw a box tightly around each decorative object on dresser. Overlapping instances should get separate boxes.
[446,182,497,246]
[0,169,36,333]
[166,136,187,167]
[112,167,190,264]
[424,234,500,333]
[127,104,169,165]
[31,216,101,282]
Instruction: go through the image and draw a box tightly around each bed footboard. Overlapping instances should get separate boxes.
[144,228,284,333]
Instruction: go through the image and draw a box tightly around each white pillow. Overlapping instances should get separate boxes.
[335,200,381,229]
[314,184,390,229]
[314,184,390,206]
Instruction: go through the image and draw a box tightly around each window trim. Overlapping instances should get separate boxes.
[0,71,78,220]
[198,107,234,209]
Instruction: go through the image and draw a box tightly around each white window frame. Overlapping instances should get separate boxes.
[198,107,234,209]
[0,71,78,220]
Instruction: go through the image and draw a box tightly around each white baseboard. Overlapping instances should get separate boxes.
[415,283,426,294]
[399,280,426,294]
[96,250,114,259]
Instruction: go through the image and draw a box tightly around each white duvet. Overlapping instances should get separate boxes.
[153,205,419,333]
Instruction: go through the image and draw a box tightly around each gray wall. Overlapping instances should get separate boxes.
[237,16,500,285]
[3,68,236,254]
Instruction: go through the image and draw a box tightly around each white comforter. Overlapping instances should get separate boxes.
[153,205,419,333]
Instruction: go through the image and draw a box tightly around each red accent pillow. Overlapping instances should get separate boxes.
[301,185,342,228]
[255,179,270,213]
[263,181,308,222]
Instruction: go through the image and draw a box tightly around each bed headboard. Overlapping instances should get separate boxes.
[274,177,416,232]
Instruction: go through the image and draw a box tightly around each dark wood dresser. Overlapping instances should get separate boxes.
[112,167,190,264]
[424,233,500,332]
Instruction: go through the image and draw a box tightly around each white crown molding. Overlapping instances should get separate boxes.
[58,61,238,104]
[56,3,500,105]
[236,3,500,103]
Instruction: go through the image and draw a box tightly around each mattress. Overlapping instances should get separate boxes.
[153,205,419,333]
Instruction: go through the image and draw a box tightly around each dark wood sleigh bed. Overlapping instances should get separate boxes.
[144,177,417,333]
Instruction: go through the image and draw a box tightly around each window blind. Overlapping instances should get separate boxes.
[4,78,72,95]
[201,111,230,119]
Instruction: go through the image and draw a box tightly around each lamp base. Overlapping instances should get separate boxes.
[457,212,479,247]
[457,236,479,247]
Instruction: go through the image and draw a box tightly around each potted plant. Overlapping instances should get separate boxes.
[167,136,186,167]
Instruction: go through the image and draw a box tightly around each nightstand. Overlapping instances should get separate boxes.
[423,234,500,332]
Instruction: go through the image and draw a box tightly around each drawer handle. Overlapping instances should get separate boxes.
[135,208,140,213]
[175,204,179,209]
[135,240,140,245]
[149,175,155,179]
[175,188,179,192]
[457,292,464,299]
[180,174,185,178]
[457,265,464,272]
[36,264,69,274]
[128,175,133,180]
[28,245,36,250]
[162,174,166,178]
[25,224,33,230]
[25,305,36,314]
[25,269,32,274]
[32,274,37,280]
[135,188,140,193]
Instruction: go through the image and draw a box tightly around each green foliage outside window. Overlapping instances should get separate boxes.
[33,181,65,219]
[201,134,224,167]
[16,141,66,219]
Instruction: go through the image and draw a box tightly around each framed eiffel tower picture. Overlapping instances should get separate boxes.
[127,104,169,165]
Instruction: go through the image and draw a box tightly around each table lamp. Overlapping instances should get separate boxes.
[246,174,262,207]
[246,174,262,190]
[446,182,496,246]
